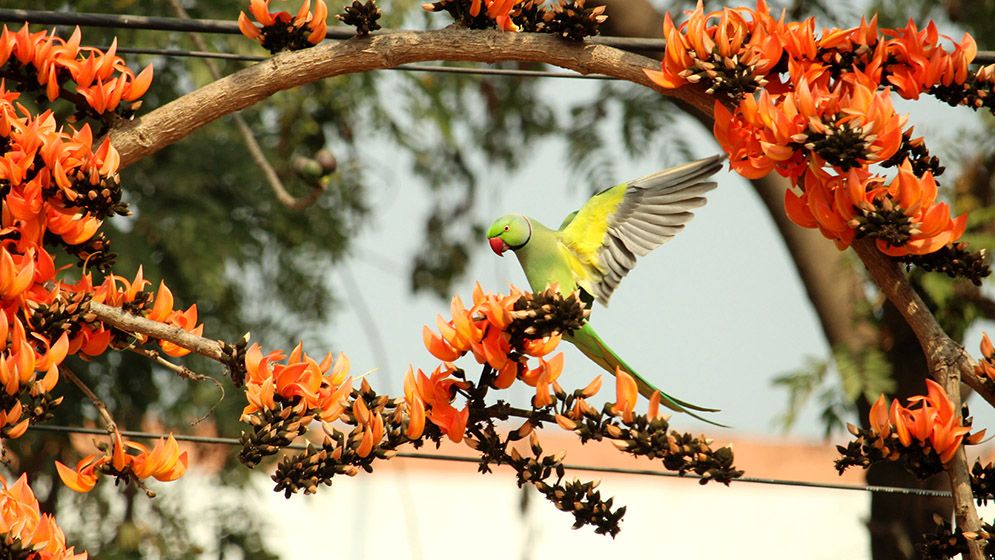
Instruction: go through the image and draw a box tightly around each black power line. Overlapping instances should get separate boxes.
[29,423,955,498]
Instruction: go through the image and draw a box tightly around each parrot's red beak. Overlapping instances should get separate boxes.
[489,237,508,256]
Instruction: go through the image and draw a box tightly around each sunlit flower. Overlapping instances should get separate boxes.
[241,342,352,421]
[647,0,782,99]
[0,474,84,559]
[977,332,995,382]
[870,380,984,464]
[884,20,977,99]
[609,367,638,424]
[238,0,329,51]
[56,434,189,493]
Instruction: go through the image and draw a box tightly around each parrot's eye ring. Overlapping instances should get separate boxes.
[503,225,509,231]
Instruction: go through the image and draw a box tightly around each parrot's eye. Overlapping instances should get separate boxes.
[503,225,509,231]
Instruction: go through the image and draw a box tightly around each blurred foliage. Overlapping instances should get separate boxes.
[774,348,894,438]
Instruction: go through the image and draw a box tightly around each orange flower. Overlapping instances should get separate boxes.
[610,367,638,424]
[646,390,662,421]
[977,332,995,382]
[579,375,603,398]
[423,285,574,394]
[0,474,85,558]
[241,342,352,422]
[405,393,426,439]
[428,401,470,443]
[238,0,329,49]
[782,160,965,256]
[63,457,106,496]
[528,353,564,408]
[872,380,983,464]
[868,394,890,438]
[57,434,189,493]
[884,20,977,99]
[648,1,782,98]
[128,435,189,482]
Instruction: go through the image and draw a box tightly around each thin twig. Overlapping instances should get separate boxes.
[126,346,225,426]
[166,0,325,210]
[59,366,120,440]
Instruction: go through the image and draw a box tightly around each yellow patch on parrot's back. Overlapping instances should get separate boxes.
[558,183,627,269]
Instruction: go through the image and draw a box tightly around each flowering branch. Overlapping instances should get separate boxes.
[237,285,741,535]
[853,239,989,558]
[642,3,992,556]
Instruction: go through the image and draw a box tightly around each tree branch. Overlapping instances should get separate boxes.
[853,239,988,558]
[851,240,993,406]
[89,301,227,362]
[109,29,710,167]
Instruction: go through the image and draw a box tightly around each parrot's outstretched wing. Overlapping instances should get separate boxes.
[557,155,724,305]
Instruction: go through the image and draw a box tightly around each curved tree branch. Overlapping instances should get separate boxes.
[109,28,711,167]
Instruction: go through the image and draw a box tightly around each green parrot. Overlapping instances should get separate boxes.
[486,155,725,425]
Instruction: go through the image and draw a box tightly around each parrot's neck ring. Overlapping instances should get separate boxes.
[508,216,531,251]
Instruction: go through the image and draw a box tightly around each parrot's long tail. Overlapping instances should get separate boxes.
[567,324,727,428]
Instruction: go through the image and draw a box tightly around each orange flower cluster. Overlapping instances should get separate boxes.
[0,314,65,439]
[241,342,353,424]
[867,380,984,464]
[0,23,198,558]
[655,2,975,258]
[238,0,329,50]
[55,433,188,494]
[0,474,84,559]
[76,267,204,358]
[0,92,116,245]
[553,374,602,430]
[714,72,907,179]
[784,161,966,254]
[422,284,563,412]
[884,20,977,100]
[0,26,202,440]
[0,25,152,115]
